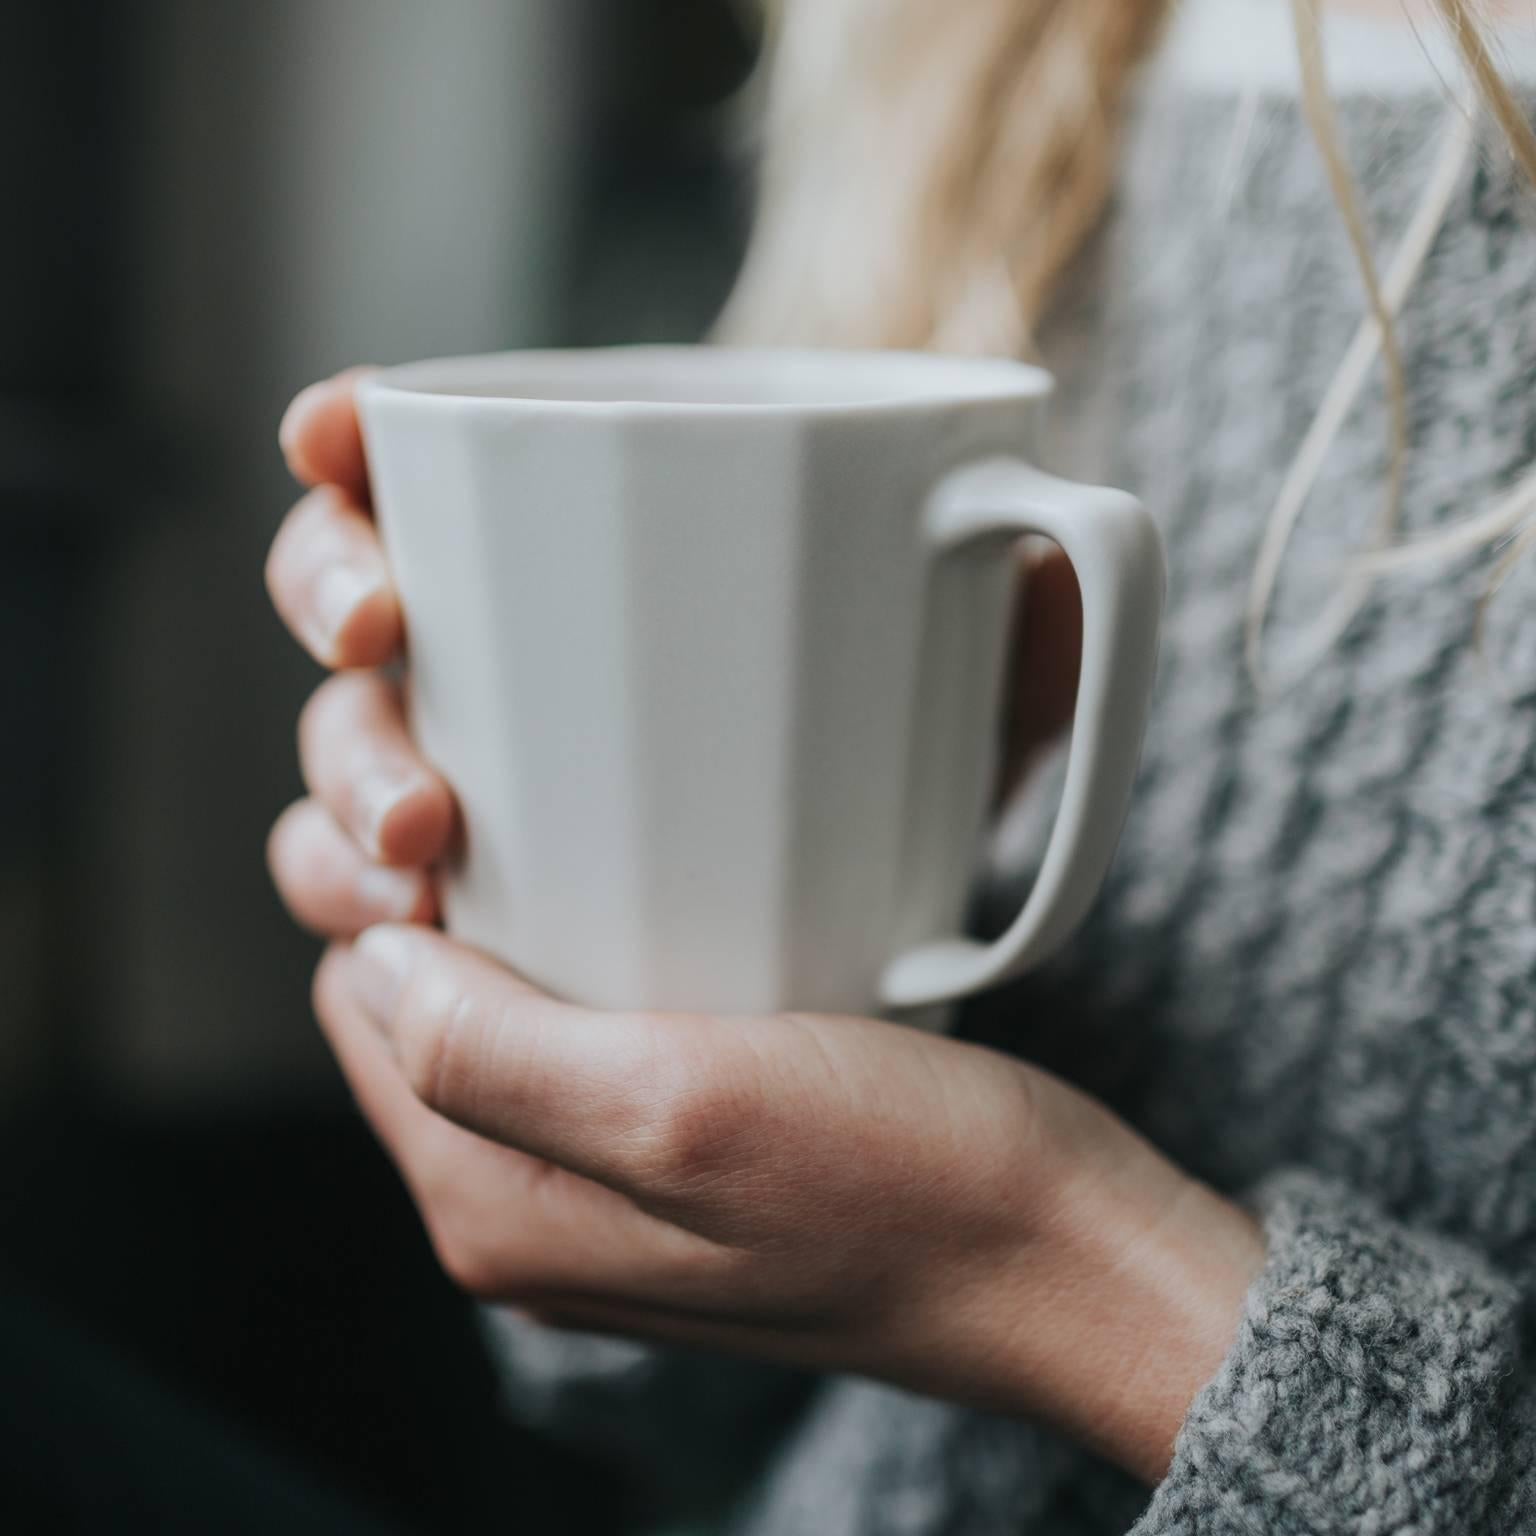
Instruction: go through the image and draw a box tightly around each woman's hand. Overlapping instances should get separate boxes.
[266,371,1264,1486]
[265,369,453,933]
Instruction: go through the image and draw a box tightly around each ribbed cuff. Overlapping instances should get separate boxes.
[1133,1170,1522,1535]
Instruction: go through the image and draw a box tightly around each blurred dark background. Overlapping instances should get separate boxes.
[0,2,758,1530]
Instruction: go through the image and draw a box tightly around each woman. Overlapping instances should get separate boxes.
[266,0,1536,1529]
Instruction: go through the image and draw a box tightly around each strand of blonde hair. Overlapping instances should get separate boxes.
[1246,104,1476,687]
[1351,0,1536,637]
[1245,0,1414,688]
[729,0,1536,681]
[1440,0,1536,184]
[717,0,1170,353]
[1247,0,1536,686]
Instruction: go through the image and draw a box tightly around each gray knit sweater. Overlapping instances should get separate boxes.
[481,65,1536,1536]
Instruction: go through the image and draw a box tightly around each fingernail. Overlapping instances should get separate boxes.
[355,864,422,922]
[351,926,414,1035]
[309,563,380,658]
[278,380,329,464]
[356,771,420,859]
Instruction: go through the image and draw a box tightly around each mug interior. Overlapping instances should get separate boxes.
[365,346,1050,412]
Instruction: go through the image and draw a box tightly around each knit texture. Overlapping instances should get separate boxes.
[1137,1174,1525,1533]
[483,78,1536,1535]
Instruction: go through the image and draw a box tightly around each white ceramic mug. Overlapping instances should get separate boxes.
[358,347,1164,1017]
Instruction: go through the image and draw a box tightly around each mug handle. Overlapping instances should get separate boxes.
[879,457,1166,1010]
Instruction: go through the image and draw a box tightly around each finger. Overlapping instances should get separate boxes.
[266,486,402,670]
[314,941,508,1182]
[337,926,746,1202]
[268,798,435,938]
[313,946,702,1298]
[1002,543,1082,790]
[278,368,374,501]
[298,672,455,866]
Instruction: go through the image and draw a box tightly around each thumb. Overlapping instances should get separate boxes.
[343,925,712,1197]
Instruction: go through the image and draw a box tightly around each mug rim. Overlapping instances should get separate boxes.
[358,345,1052,418]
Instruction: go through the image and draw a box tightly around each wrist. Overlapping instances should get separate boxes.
[966,1094,1266,1484]
[1048,1162,1265,1482]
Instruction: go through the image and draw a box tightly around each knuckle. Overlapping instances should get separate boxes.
[263,523,288,604]
[297,673,379,784]
[309,953,333,1019]
[310,945,350,1027]
[414,1160,533,1303]
[298,669,359,739]
[267,802,331,926]
[293,482,345,530]
[424,1210,505,1299]
[287,810,331,889]
[396,974,487,1122]
[270,488,335,578]
[295,677,336,761]
[265,801,302,881]
[616,1039,755,1193]
[642,1097,731,1187]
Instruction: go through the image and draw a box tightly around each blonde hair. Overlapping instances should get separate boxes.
[722,0,1536,685]
[720,0,1170,354]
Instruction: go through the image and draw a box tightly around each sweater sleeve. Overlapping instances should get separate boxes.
[1134,1170,1533,1535]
